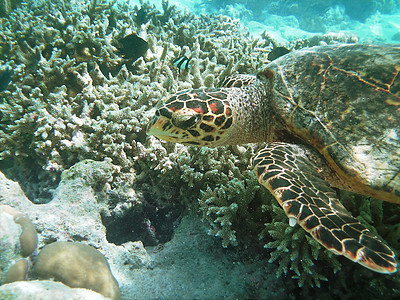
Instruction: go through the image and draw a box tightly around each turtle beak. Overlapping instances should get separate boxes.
[146,115,165,136]
[146,115,178,142]
[147,114,201,144]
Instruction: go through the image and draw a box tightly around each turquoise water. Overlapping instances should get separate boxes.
[146,0,400,43]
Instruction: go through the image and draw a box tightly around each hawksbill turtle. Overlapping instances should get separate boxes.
[147,44,400,274]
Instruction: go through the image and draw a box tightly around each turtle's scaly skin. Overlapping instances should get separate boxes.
[147,44,400,274]
[253,142,396,273]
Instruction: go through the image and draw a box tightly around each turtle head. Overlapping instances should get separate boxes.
[147,88,234,146]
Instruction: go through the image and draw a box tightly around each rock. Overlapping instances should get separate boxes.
[0,280,108,299]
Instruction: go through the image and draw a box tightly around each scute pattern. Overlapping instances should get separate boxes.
[253,142,397,274]
[269,44,400,201]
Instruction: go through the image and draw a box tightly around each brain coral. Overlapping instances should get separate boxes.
[32,241,120,300]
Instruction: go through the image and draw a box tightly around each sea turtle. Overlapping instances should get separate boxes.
[147,44,400,274]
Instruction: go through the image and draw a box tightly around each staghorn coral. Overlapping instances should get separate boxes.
[0,0,266,203]
[259,198,342,288]
[257,188,400,294]
[140,124,399,291]
[135,140,269,248]
[199,168,260,247]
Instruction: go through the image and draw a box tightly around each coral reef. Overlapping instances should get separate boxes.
[0,0,399,298]
[0,168,288,299]
[198,166,260,247]
[32,241,120,300]
[204,0,400,32]
[0,0,265,204]
[259,197,342,288]
[0,205,37,285]
[0,0,22,18]
[0,161,153,277]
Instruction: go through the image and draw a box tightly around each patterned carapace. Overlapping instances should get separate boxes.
[147,44,400,274]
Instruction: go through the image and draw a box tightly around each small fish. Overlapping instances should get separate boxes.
[268,46,291,61]
[173,55,191,72]
[117,34,149,61]
[0,68,12,92]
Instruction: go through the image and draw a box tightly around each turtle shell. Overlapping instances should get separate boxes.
[267,44,400,203]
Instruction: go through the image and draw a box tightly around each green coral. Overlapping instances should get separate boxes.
[199,170,260,247]
[259,190,400,292]
[260,200,341,288]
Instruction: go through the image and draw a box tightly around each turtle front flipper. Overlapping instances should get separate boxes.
[253,142,397,274]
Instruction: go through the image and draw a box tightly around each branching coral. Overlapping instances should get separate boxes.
[0,0,266,203]
[199,169,260,247]
[259,199,342,288]
[0,0,21,17]
[259,189,400,292]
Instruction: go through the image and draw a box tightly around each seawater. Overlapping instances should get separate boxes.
[138,0,400,43]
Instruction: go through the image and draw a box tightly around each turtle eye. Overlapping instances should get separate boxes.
[172,113,200,129]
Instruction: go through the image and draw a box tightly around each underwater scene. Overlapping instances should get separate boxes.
[0,0,400,299]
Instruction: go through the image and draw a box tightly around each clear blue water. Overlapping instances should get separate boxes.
[144,0,400,43]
